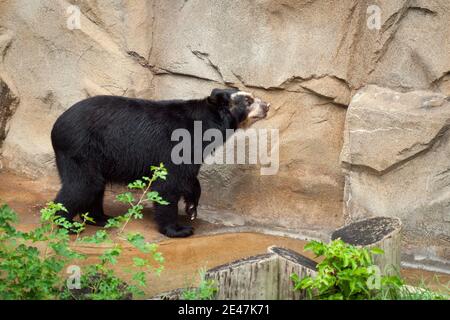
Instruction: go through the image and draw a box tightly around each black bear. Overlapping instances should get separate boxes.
[51,88,269,237]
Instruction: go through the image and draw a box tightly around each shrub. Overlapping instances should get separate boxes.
[0,202,82,299]
[291,239,449,300]
[0,163,168,300]
[291,239,403,300]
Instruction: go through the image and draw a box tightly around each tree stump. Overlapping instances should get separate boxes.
[268,246,317,300]
[204,247,317,300]
[205,253,279,300]
[331,217,402,275]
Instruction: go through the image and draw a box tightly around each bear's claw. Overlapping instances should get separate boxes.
[185,204,197,221]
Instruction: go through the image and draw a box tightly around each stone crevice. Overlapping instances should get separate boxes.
[190,49,229,84]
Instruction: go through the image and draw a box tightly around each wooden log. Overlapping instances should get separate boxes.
[205,253,279,300]
[268,246,317,300]
[151,247,318,300]
[204,248,318,300]
[331,217,402,275]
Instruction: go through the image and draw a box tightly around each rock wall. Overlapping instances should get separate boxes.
[342,86,450,271]
[0,0,449,270]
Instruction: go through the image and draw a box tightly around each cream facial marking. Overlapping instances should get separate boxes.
[231,91,254,99]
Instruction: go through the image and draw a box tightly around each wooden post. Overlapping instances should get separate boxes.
[331,217,402,275]
[205,253,279,300]
[268,246,317,300]
[203,247,317,300]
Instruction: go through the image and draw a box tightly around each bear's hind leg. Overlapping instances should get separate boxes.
[85,186,114,227]
[54,181,103,232]
[54,152,97,223]
[54,184,81,223]
[54,161,108,229]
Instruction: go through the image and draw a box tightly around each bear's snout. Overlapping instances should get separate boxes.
[260,101,270,114]
[248,98,270,120]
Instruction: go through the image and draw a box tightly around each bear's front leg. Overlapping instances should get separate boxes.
[154,197,194,238]
[184,178,201,221]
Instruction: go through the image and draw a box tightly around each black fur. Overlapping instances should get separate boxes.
[51,88,245,237]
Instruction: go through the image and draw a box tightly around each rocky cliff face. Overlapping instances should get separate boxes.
[341,86,450,271]
[0,0,449,270]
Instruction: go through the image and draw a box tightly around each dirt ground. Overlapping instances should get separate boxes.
[0,170,448,297]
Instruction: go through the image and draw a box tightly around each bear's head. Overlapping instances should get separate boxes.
[208,88,270,128]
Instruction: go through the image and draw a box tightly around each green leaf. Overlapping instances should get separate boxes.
[150,163,168,181]
[0,204,18,225]
[146,191,169,205]
[128,180,147,190]
[79,230,110,244]
[132,271,147,287]
[81,213,95,223]
[153,252,164,264]
[371,247,385,255]
[116,192,135,204]
[133,257,147,267]
[125,205,144,220]
[104,217,120,229]
[100,247,122,265]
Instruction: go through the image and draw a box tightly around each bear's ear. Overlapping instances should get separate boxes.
[207,88,235,108]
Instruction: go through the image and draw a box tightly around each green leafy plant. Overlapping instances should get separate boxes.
[0,163,168,300]
[378,277,449,300]
[291,239,404,300]
[0,202,82,299]
[181,269,218,300]
[63,163,168,300]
